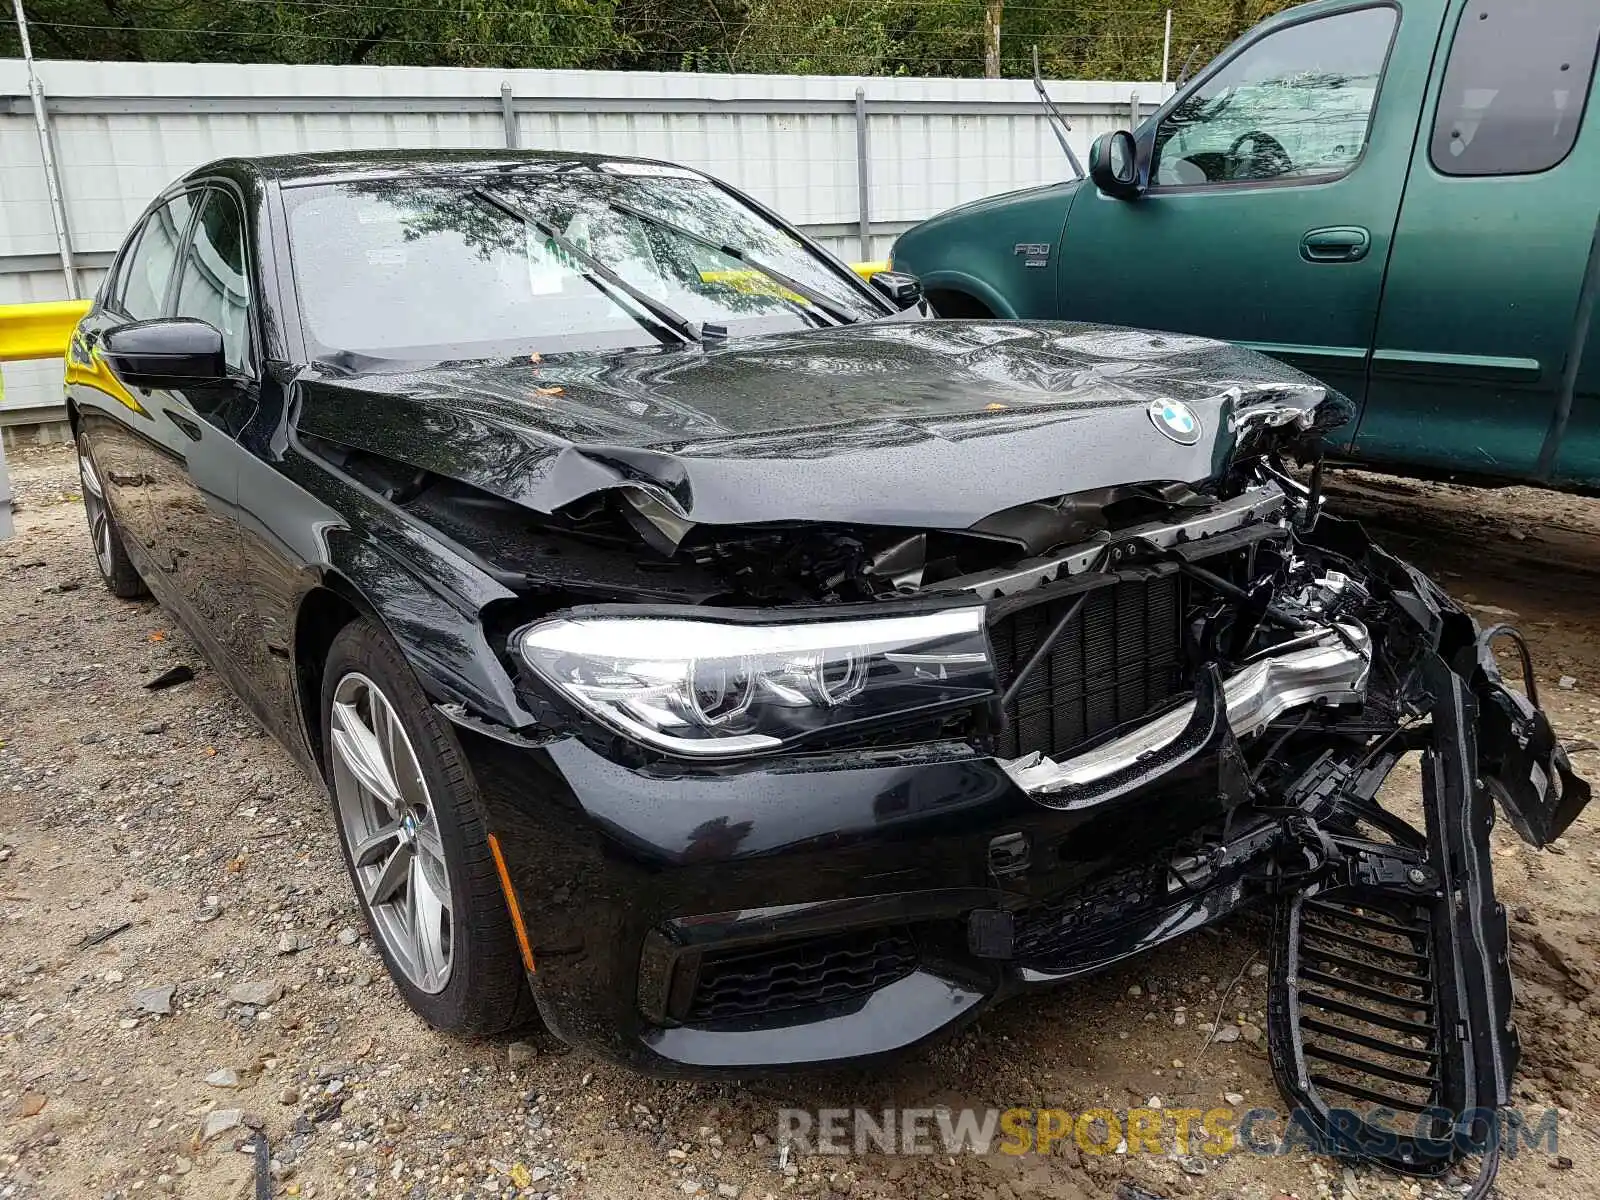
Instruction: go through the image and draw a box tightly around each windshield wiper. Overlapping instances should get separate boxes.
[471,188,701,347]
[608,199,860,326]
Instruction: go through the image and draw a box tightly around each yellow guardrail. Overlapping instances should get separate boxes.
[0,263,888,368]
[704,260,888,302]
[0,299,91,364]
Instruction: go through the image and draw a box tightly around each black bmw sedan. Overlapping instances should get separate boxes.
[66,149,1587,1172]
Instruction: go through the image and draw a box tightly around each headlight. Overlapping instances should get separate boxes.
[517,607,993,757]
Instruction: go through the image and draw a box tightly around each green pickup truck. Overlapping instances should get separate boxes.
[890,0,1600,487]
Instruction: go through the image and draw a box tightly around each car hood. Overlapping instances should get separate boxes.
[294,319,1353,529]
[908,178,1086,227]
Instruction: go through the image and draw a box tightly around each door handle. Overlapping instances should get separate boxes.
[1301,226,1370,264]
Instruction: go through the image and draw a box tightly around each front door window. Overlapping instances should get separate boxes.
[113,193,197,321]
[175,189,253,374]
[1150,5,1398,188]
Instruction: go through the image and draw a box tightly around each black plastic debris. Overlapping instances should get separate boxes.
[76,921,132,950]
[251,1130,271,1200]
[144,665,196,690]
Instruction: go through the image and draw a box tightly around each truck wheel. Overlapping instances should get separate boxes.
[926,290,994,319]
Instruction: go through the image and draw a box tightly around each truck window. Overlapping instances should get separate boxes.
[1149,5,1398,189]
[1430,0,1600,177]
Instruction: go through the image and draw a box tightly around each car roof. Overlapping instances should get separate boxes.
[183,148,678,187]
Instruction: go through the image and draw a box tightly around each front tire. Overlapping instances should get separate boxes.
[76,433,147,599]
[320,617,537,1035]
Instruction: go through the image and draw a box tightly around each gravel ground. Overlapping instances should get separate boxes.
[1,443,1598,1200]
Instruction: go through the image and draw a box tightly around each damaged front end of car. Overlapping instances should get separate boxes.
[952,479,1589,1182]
[490,471,1577,1168]
[530,473,1582,1182]
[977,491,1590,1184]
[299,331,1588,1182]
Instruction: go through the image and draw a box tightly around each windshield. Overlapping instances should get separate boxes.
[283,164,884,361]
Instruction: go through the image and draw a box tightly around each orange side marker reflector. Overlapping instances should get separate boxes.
[487,833,536,974]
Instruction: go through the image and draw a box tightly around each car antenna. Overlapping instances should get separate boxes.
[1174,43,1201,87]
[1032,45,1085,181]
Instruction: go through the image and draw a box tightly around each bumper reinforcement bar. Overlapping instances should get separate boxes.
[1000,619,1371,800]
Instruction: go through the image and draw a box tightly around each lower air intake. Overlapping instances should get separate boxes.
[686,928,918,1022]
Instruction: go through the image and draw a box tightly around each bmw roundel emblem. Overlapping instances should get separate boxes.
[1147,398,1201,445]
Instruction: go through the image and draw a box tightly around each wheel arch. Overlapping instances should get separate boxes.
[292,575,376,781]
[303,572,541,1035]
[918,270,1015,319]
[924,287,996,320]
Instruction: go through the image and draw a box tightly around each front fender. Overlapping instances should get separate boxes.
[264,435,531,731]
[317,511,529,729]
[892,180,1079,319]
[919,270,1020,319]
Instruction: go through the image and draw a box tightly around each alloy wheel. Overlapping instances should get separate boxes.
[77,448,115,579]
[329,671,455,993]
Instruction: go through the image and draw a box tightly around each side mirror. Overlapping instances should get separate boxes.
[869,270,923,309]
[1089,130,1143,200]
[101,318,226,389]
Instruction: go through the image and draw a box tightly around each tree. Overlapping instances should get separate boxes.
[2,0,1301,79]
[982,0,1000,78]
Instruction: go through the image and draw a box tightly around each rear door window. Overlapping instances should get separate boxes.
[1430,0,1600,176]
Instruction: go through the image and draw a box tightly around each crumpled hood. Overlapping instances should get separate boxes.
[295,319,1353,529]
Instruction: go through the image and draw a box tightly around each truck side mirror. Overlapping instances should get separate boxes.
[1089,130,1143,200]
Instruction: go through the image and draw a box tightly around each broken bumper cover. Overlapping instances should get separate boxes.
[452,513,1587,1185]
[1265,629,1592,1177]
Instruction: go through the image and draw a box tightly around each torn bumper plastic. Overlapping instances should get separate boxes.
[1267,655,1508,1177]
[1261,627,1591,1180]
[990,523,1590,1181]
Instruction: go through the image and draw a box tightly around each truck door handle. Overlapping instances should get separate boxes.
[1301,226,1370,263]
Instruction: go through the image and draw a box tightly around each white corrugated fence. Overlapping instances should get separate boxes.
[0,57,1169,422]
